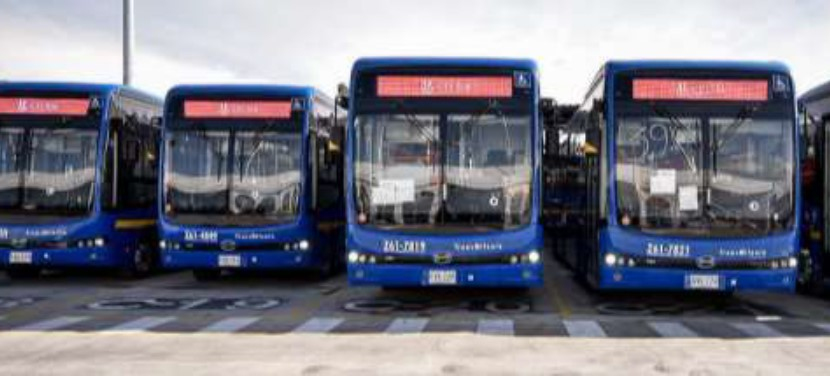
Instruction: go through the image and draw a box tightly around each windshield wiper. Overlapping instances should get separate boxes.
[713,105,759,151]
[240,120,283,180]
[651,104,699,172]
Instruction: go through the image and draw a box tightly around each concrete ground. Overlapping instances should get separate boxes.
[0,332,828,375]
[2,245,830,374]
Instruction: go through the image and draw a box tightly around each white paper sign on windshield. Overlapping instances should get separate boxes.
[650,169,676,195]
[371,179,416,205]
[678,185,699,211]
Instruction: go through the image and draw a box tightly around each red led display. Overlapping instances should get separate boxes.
[377,76,513,98]
[0,97,90,116]
[183,100,292,119]
[632,79,768,101]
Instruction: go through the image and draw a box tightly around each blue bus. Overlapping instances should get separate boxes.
[799,80,830,293]
[345,58,543,287]
[565,61,799,291]
[0,82,162,278]
[158,85,346,280]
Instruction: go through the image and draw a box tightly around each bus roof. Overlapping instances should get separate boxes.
[801,80,830,105]
[352,57,538,73]
[801,80,830,118]
[0,81,161,104]
[604,60,791,75]
[166,84,331,103]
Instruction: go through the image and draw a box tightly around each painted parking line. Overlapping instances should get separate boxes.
[200,317,261,333]
[14,316,89,331]
[385,318,429,334]
[563,320,606,338]
[104,316,176,332]
[293,317,344,334]
[731,323,784,338]
[648,321,698,338]
[813,323,830,333]
[477,319,514,336]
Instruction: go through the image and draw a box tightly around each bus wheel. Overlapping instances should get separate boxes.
[192,269,222,281]
[316,257,336,279]
[121,245,154,279]
[6,266,41,280]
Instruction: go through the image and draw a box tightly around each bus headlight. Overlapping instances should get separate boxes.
[788,257,798,268]
[94,238,105,247]
[348,251,360,263]
[159,240,167,249]
[528,250,541,264]
[604,253,618,267]
[298,240,310,251]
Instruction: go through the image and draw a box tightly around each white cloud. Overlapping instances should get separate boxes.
[1,0,829,102]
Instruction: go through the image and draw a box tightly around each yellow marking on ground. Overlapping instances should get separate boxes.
[546,262,572,318]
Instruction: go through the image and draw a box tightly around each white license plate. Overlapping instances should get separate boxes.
[9,251,32,264]
[218,255,242,268]
[427,269,457,285]
[686,274,720,290]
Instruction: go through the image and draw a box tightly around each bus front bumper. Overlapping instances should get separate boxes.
[599,267,797,292]
[347,263,543,288]
[0,247,125,269]
[161,250,319,270]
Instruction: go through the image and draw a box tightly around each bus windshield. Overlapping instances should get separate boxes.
[0,124,98,216]
[164,127,302,226]
[354,111,532,233]
[615,106,794,236]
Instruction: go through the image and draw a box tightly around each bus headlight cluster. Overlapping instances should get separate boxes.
[159,240,181,250]
[604,253,635,268]
[604,253,617,267]
[348,251,376,264]
[75,237,106,248]
[769,257,798,269]
[510,250,541,265]
[298,240,310,251]
[788,257,798,268]
[527,250,541,264]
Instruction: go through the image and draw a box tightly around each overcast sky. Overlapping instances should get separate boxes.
[1,0,828,102]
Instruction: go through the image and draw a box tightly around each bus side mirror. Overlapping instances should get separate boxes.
[337,83,349,108]
[337,95,349,109]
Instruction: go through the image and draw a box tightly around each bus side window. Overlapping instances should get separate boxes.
[101,118,121,210]
[104,114,158,211]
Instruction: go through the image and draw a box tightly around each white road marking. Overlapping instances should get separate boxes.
[15,316,88,331]
[200,317,261,333]
[293,317,344,333]
[813,323,830,333]
[732,322,784,337]
[477,319,514,336]
[178,298,210,311]
[104,316,176,332]
[563,320,606,338]
[385,318,429,334]
[755,315,782,322]
[648,321,698,338]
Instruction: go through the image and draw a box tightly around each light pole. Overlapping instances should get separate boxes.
[123,0,133,86]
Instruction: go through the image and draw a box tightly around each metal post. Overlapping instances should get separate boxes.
[123,0,133,86]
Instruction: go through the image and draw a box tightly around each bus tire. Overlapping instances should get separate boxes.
[121,245,154,279]
[5,266,41,280]
[192,269,221,281]
[315,256,337,279]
